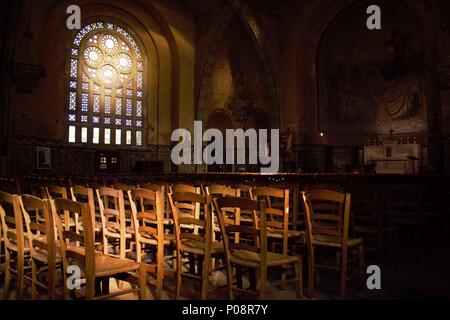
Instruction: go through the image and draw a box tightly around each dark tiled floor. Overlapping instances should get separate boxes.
[1,245,448,300]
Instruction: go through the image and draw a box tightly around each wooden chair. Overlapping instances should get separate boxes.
[128,188,172,299]
[141,183,165,193]
[307,184,344,193]
[250,186,305,288]
[350,184,398,267]
[113,183,135,192]
[52,198,145,300]
[96,187,132,259]
[0,202,4,273]
[236,184,256,224]
[170,183,201,194]
[19,194,60,299]
[0,191,29,299]
[168,192,223,299]
[71,185,102,247]
[205,185,241,236]
[113,183,136,230]
[302,190,364,298]
[213,196,303,300]
[205,185,241,271]
[141,183,172,224]
[418,184,447,250]
[250,187,305,253]
[42,185,69,200]
[383,184,430,256]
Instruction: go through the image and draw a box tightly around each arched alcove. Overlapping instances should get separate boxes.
[317,0,428,136]
[206,110,233,133]
[196,2,280,130]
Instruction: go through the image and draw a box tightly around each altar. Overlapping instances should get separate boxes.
[364,140,421,174]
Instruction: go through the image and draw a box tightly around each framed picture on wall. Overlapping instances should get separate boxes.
[36,147,51,170]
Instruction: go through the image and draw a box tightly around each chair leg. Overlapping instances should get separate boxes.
[17,255,25,299]
[102,277,110,295]
[280,264,286,290]
[259,264,267,300]
[47,263,56,300]
[359,244,365,276]
[295,257,303,299]
[139,263,147,300]
[86,275,96,300]
[307,246,314,298]
[236,267,243,289]
[340,248,348,299]
[393,230,399,273]
[31,260,37,300]
[201,253,211,300]
[175,252,182,299]
[156,248,164,300]
[95,278,102,296]
[4,262,10,300]
[226,261,234,300]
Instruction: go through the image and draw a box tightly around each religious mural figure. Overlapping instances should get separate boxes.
[382,29,423,120]
[318,0,428,135]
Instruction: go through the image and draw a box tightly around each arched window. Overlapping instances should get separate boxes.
[67,21,146,146]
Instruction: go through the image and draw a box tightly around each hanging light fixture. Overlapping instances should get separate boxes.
[7,0,45,94]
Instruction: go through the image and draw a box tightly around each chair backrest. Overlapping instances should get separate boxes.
[96,186,127,258]
[170,183,200,194]
[384,184,420,219]
[307,184,344,193]
[51,198,94,298]
[206,185,240,198]
[140,183,165,193]
[71,185,98,233]
[349,184,381,230]
[238,185,253,198]
[19,195,56,271]
[206,185,241,236]
[0,191,25,258]
[213,196,267,263]
[168,192,212,253]
[113,183,135,192]
[44,185,69,200]
[302,190,351,244]
[113,183,135,218]
[250,187,290,254]
[128,189,164,263]
[141,183,168,219]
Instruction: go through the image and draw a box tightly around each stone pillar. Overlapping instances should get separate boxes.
[437,4,450,172]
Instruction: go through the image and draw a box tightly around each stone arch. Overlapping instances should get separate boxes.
[196,0,280,129]
[284,0,438,145]
[43,0,180,145]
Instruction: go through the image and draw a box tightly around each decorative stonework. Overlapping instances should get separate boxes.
[7,135,172,176]
[196,0,280,130]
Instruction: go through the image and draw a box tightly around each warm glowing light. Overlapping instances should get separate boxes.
[115,53,132,72]
[83,47,103,67]
[89,51,99,61]
[97,65,118,86]
[69,22,144,146]
[101,35,118,53]
[105,39,115,49]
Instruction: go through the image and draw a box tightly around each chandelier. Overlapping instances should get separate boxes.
[7,0,45,94]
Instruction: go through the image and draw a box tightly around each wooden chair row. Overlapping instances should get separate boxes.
[0,191,146,300]
[2,180,380,299]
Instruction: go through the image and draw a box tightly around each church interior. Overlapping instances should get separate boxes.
[0,0,449,301]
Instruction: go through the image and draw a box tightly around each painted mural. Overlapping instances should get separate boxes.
[318,0,428,135]
[203,16,271,128]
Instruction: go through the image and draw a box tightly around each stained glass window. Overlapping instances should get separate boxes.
[67,21,145,146]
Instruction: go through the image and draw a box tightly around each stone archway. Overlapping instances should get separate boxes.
[196,0,280,130]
